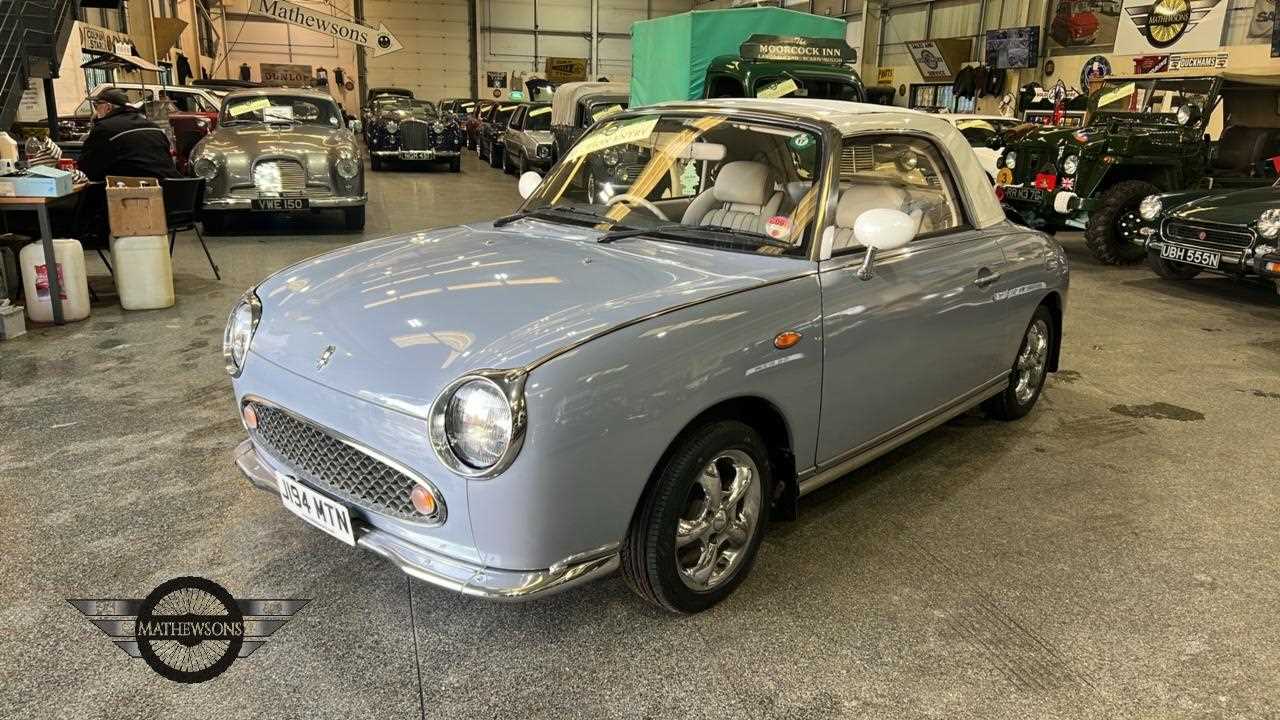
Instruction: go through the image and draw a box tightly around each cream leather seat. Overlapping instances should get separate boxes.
[830,184,923,252]
[680,161,784,234]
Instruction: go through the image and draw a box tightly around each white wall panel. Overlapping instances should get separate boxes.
[364,0,472,102]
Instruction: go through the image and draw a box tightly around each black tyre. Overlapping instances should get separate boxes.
[1084,180,1157,265]
[343,206,366,231]
[984,304,1054,421]
[621,420,771,614]
[1147,250,1202,280]
[489,143,502,168]
[502,150,514,175]
[371,154,384,171]
[449,157,461,173]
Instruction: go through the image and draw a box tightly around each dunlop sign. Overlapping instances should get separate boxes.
[249,0,403,56]
[739,34,857,66]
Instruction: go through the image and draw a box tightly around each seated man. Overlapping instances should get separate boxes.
[77,88,179,182]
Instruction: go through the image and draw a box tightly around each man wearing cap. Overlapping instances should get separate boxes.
[77,88,179,181]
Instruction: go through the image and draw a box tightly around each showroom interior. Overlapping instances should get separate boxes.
[1,0,1278,716]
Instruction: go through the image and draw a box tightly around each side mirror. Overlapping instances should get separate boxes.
[518,171,542,199]
[853,208,916,281]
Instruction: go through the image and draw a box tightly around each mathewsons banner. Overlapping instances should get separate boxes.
[1114,0,1230,55]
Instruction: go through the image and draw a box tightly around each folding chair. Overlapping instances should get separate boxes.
[161,177,220,280]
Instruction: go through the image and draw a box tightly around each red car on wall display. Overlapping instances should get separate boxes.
[1050,0,1101,45]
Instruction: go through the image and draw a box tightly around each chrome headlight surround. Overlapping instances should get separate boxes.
[536,144,551,158]
[193,154,222,180]
[1061,154,1079,175]
[1258,208,1280,239]
[1139,194,1163,221]
[223,290,261,377]
[335,153,359,179]
[1003,150,1017,170]
[429,370,527,478]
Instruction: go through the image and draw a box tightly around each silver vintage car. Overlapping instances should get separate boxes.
[499,102,554,175]
[226,100,1068,613]
[191,88,366,232]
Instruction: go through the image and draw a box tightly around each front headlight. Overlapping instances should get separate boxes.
[1061,155,1079,175]
[430,372,527,477]
[432,121,445,132]
[537,144,550,158]
[385,120,399,134]
[1139,195,1163,221]
[223,291,261,377]
[335,154,359,179]
[1004,151,1017,170]
[1258,208,1280,239]
[193,155,221,179]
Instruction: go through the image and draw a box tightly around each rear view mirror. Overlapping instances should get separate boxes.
[518,171,542,199]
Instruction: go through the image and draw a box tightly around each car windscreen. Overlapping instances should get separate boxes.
[1090,79,1214,122]
[585,101,627,124]
[525,105,551,130]
[522,113,824,256]
[491,104,518,123]
[223,95,342,126]
[753,74,861,102]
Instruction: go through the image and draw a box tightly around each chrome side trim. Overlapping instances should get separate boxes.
[234,439,618,600]
[240,395,447,526]
[797,374,1008,497]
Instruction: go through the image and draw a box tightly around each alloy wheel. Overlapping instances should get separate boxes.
[1015,318,1050,404]
[674,449,762,592]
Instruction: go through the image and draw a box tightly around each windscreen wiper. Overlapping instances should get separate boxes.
[493,206,630,229]
[599,223,794,250]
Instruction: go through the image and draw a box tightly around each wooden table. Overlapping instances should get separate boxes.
[0,184,86,325]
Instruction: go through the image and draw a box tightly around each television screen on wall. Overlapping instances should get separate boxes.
[985,27,1040,69]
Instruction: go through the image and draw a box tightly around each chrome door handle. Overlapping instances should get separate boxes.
[973,270,1001,288]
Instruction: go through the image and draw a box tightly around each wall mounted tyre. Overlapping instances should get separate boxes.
[1147,251,1202,280]
[1084,180,1157,265]
[343,206,365,231]
[984,304,1054,421]
[622,420,771,614]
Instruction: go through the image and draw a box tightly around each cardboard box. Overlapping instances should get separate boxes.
[106,176,168,237]
[0,165,75,198]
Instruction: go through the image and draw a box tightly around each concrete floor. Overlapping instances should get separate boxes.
[2,153,1278,720]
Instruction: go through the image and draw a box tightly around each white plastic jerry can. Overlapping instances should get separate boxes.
[110,235,174,310]
[19,238,91,323]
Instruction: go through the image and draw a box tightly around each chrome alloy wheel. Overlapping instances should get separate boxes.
[1015,318,1050,404]
[675,449,762,592]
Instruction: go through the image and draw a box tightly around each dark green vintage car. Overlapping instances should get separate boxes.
[702,35,864,103]
[995,73,1280,265]
[1134,181,1280,293]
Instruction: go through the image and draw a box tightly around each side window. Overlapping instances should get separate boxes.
[831,134,967,254]
[509,107,523,129]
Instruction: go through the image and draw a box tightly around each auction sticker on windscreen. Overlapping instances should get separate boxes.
[565,116,659,161]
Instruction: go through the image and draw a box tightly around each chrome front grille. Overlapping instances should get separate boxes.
[400,120,430,150]
[247,401,425,521]
[253,159,307,193]
[1164,220,1255,250]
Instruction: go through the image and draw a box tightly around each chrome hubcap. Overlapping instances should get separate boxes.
[675,449,762,592]
[1014,318,1050,404]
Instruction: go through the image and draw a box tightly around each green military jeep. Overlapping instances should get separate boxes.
[995,74,1280,264]
[703,35,865,103]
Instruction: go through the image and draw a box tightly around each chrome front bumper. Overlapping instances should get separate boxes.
[370,149,461,159]
[233,439,619,600]
[204,193,367,210]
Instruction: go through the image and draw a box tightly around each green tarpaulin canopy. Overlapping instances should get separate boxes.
[630,8,847,107]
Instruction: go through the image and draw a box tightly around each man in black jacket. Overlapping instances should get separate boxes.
[78,88,179,181]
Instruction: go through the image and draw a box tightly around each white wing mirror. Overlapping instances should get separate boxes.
[518,171,542,199]
[854,208,916,281]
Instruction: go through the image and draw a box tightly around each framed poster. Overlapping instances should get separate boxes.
[486,71,508,89]
[1047,0,1120,57]
[906,41,952,80]
[260,63,312,87]
[985,27,1040,68]
[1114,0,1230,55]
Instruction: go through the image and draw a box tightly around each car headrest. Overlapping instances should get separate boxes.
[712,161,773,206]
[836,185,909,228]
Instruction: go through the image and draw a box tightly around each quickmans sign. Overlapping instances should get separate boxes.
[250,0,402,56]
[739,35,857,66]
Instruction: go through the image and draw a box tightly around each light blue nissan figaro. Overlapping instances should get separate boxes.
[226,100,1069,613]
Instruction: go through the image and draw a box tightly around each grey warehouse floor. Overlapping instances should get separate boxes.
[2,154,1279,720]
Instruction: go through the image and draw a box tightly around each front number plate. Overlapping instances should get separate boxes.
[252,198,309,211]
[1161,244,1220,269]
[400,150,433,160]
[1002,185,1044,203]
[277,475,356,546]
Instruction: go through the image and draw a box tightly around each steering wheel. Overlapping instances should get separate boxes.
[605,194,670,222]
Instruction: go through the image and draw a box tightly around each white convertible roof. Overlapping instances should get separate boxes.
[551,82,629,126]
[654,98,1007,230]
